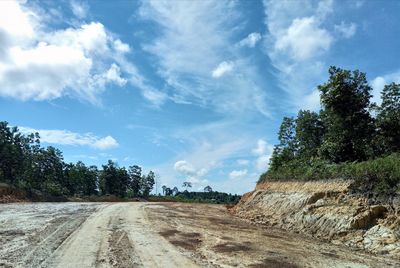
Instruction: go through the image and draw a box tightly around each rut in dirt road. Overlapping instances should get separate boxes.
[1,202,399,268]
[41,203,198,268]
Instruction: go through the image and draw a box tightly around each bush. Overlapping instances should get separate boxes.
[259,153,400,196]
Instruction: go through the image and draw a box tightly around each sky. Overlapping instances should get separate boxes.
[1,0,400,194]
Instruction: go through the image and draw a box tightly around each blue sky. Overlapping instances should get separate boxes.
[1,0,400,194]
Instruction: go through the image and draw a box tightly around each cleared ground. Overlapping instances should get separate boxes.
[0,202,398,268]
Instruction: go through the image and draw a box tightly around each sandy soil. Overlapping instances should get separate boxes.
[0,202,398,268]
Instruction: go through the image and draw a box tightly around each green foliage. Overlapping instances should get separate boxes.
[262,67,400,198]
[318,66,374,162]
[269,117,298,171]
[295,110,324,158]
[375,83,400,154]
[152,190,241,204]
[0,121,155,199]
[260,153,400,197]
[175,191,241,204]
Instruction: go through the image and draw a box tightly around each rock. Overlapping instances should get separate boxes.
[233,181,400,259]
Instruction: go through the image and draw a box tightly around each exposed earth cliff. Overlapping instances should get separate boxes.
[232,180,400,260]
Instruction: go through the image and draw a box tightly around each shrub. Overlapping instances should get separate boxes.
[259,153,400,196]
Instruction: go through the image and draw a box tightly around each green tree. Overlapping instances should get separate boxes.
[376,83,400,154]
[182,181,192,191]
[295,110,324,158]
[318,66,374,162]
[269,117,298,171]
[0,122,26,184]
[140,171,155,197]
[128,165,142,197]
[172,186,179,195]
[204,185,212,192]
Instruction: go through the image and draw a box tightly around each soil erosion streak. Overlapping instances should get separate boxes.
[42,203,198,268]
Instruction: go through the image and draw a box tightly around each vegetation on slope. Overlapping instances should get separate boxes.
[260,67,400,197]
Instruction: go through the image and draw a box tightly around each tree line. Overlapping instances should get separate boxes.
[157,182,240,204]
[0,122,154,198]
[262,66,400,196]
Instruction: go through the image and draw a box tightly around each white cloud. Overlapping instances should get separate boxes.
[252,139,273,171]
[255,155,271,171]
[275,17,332,61]
[212,61,234,78]
[19,127,119,150]
[263,0,335,110]
[238,32,262,48]
[113,39,130,53]
[138,0,270,117]
[0,1,136,104]
[371,71,400,105]
[237,159,249,166]
[70,0,89,19]
[302,90,321,111]
[174,160,196,175]
[229,169,248,180]
[173,160,209,185]
[334,21,357,39]
[252,139,268,155]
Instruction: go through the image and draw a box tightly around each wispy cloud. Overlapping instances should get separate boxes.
[19,127,119,150]
[212,61,234,78]
[70,0,89,19]
[137,0,270,117]
[334,21,357,39]
[238,32,262,48]
[229,169,248,180]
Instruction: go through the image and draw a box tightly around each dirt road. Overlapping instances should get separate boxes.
[0,202,398,268]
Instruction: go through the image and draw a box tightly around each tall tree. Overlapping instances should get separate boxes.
[204,185,213,192]
[140,171,155,197]
[295,110,324,158]
[172,186,179,195]
[376,83,400,154]
[128,165,142,197]
[318,66,374,162]
[182,181,192,191]
[269,117,298,171]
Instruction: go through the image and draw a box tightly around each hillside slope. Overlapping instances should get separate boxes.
[232,180,400,259]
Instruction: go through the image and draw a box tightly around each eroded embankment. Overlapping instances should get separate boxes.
[232,180,400,259]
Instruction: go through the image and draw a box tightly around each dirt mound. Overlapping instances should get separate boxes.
[0,183,29,203]
[233,180,400,260]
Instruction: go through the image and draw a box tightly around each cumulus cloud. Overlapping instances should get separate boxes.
[238,32,262,48]
[371,71,400,105]
[0,1,156,105]
[275,17,332,61]
[19,127,119,150]
[252,139,273,171]
[173,160,209,184]
[263,0,336,110]
[229,169,248,180]
[334,21,357,38]
[174,160,196,175]
[212,61,234,78]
